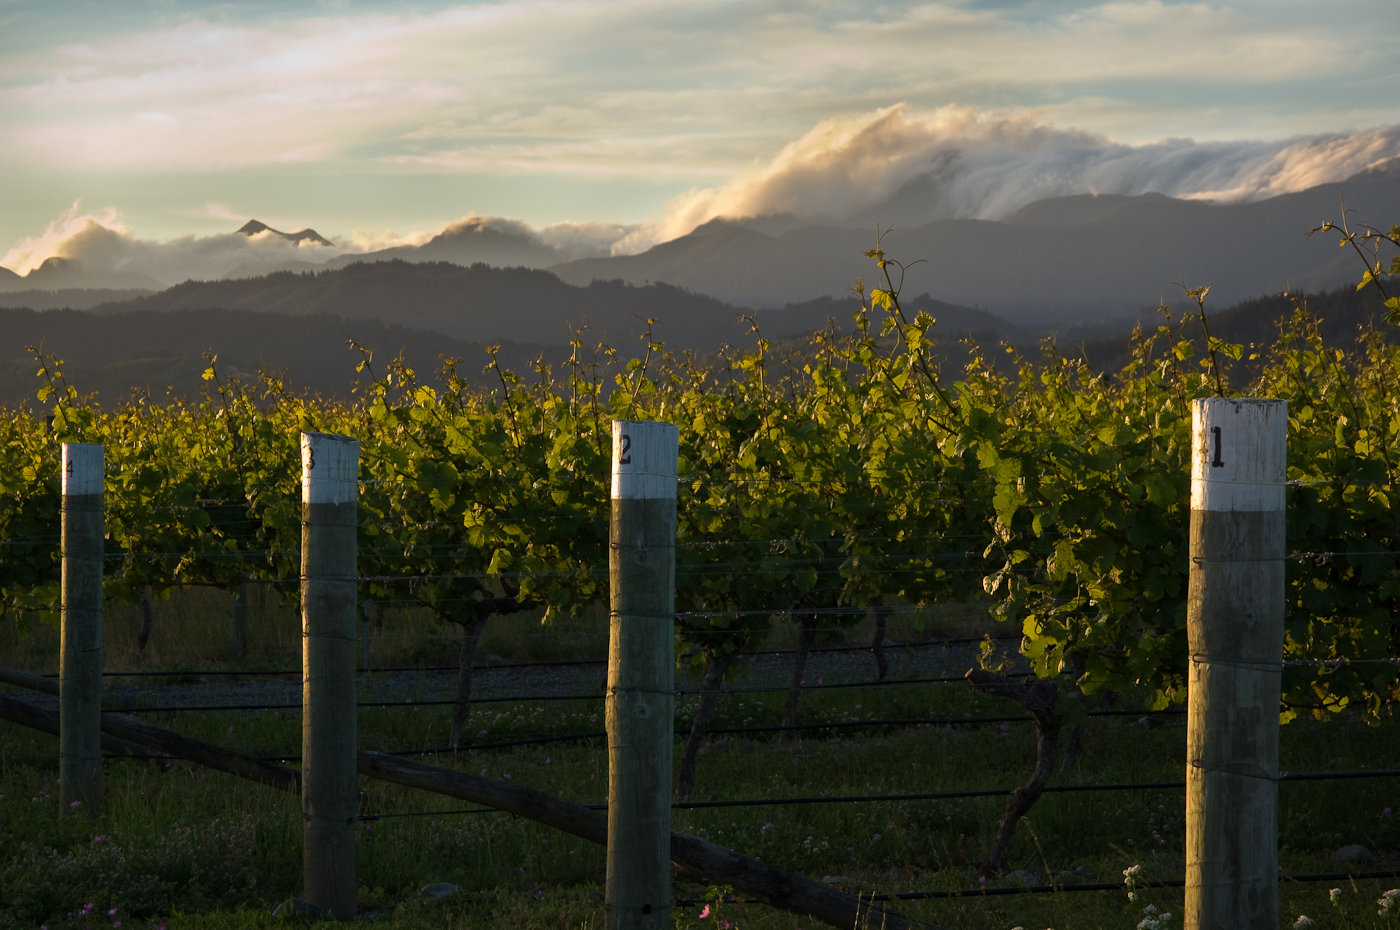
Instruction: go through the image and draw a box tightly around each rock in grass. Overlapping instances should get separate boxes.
[419,882,458,900]
[586,890,605,903]
[271,898,325,919]
[1334,844,1377,863]
[1005,870,1038,884]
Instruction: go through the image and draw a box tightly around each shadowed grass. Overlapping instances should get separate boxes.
[1,599,1396,928]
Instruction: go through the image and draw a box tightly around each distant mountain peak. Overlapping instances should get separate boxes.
[236,219,332,247]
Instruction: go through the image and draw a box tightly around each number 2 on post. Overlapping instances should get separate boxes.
[618,434,631,465]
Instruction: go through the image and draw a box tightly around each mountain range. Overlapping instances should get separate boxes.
[551,162,1400,321]
[4,161,1396,327]
[236,219,333,247]
[0,256,164,293]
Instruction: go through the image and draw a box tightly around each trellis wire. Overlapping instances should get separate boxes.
[669,868,1400,905]
[355,768,1400,821]
[54,633,1023,680]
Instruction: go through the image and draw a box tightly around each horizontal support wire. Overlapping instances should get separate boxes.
[255,708,1194,757]
[51,533,1391,562]
[356,770,1400,821]
[672,869,1400,906]
[50,635,1023,680]
[96,702,1148,726]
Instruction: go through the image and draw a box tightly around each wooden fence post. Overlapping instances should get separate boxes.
[301,432,360,920]
[1185,398,1287,930]
[607,420,678,930]
[60,442,104,819]
[230,581,249,659]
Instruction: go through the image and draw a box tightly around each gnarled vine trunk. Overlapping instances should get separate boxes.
[779,613,818,744]
[869,605,888,681]
[449,595,521,750]
[966,668,1061,876]
[138,588,154,653]
[677,649,731,800]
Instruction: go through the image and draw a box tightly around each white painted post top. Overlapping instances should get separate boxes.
[1190,398,1287,512]
[302,432,360,505]
[62,443,104,496]
[611,420,679,500]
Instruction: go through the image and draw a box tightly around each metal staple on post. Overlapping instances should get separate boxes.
[606,420,679,930]
[301,432,360,921]
[1185,398,1287,930]
[60,442,104,818]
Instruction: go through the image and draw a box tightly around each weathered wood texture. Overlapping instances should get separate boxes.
[301,432,360,921]
[357,752,920,930]
[0,693,148,758]
[60,442,104,818]
[608,420,678,930]
[1185,398,1286,930]
[0,668,300,791]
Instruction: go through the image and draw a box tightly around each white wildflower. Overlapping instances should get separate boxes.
[1379,888,1399,917]
[1293,917,1315,929]
[1135,901,1173,930]
[1329,888,1342,906]
[1123,864,1144,901]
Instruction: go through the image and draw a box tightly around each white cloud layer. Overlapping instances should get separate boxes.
[6,106,1399,280]
[0,201,638,284]
[1,201,345,282]
[616,106,1400,252]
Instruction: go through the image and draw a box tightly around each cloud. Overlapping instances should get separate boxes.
[612,106,1400,253]
[2,0,1395,185]
[2,201,127,276]
[2,204,346,284]
[537,220,640,259]
[2,207,637,284]
[196,203,249,222]
[347,227,435,252]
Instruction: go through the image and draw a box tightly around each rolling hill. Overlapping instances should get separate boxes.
[85,259,1021,351]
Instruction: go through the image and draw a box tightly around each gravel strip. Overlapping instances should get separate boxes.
[3,640,1012,715]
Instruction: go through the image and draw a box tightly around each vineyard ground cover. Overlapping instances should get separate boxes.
[2,617,1398,929]
[1,695,1396,928]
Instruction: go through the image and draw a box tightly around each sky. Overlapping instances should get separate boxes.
[2,0,1399,279]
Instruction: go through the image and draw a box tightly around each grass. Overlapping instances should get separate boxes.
[1,598,1397,929]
